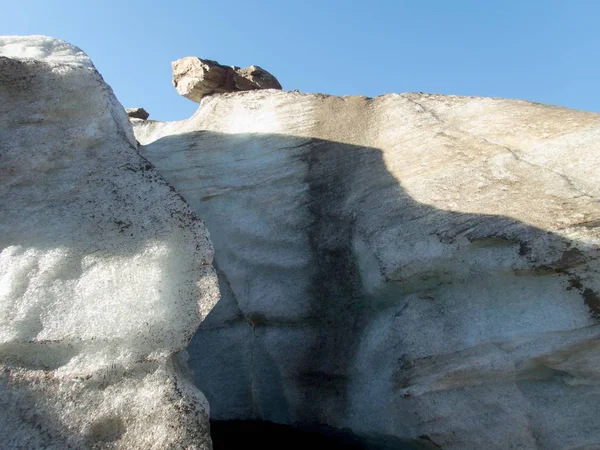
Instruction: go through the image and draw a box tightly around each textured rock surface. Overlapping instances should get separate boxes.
[126,107,149,120]
[134,90,600,450]
[172,57,281,103]
[0,36,219,449]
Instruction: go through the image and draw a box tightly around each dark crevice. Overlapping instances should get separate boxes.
[210,420,440,449]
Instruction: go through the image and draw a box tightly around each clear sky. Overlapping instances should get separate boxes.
[3,0,599,121]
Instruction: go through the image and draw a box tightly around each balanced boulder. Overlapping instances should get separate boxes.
[125,107,149,120]
[172,56,281,102]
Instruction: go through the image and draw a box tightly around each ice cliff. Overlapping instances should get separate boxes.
[0,36,219,449]
[134,86,600,449]
[2,35,600,450]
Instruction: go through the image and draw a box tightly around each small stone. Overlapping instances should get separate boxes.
[125,107,149,120]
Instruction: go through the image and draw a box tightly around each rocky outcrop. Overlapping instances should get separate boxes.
[172,57,281,102]
[0,36,219,449]
[126,107,149,120]
[133,91,600,450]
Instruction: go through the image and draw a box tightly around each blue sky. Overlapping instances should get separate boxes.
[3,0,599,121]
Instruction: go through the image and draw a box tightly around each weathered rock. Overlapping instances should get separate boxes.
[232,65,282,91]
[125,107,149,120]
[0,36,219,449]
[172,57,281,103]
[133,91,600,450]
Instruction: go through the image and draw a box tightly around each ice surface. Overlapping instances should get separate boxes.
[0,36,219,448]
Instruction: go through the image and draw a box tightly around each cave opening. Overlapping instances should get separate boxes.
[209,420,440,450]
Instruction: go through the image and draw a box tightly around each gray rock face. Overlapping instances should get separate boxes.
[133,91,600,450]
[126,107,149,120]
[0,36,219,449]
[172,57,281,102]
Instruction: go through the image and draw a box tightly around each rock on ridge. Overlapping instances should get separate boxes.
[172,56,281,103]
[0,35,219,449]
[126,107,150,120]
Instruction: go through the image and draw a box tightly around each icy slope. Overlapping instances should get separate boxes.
[0,36,219,449]
[134,90,600,450]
